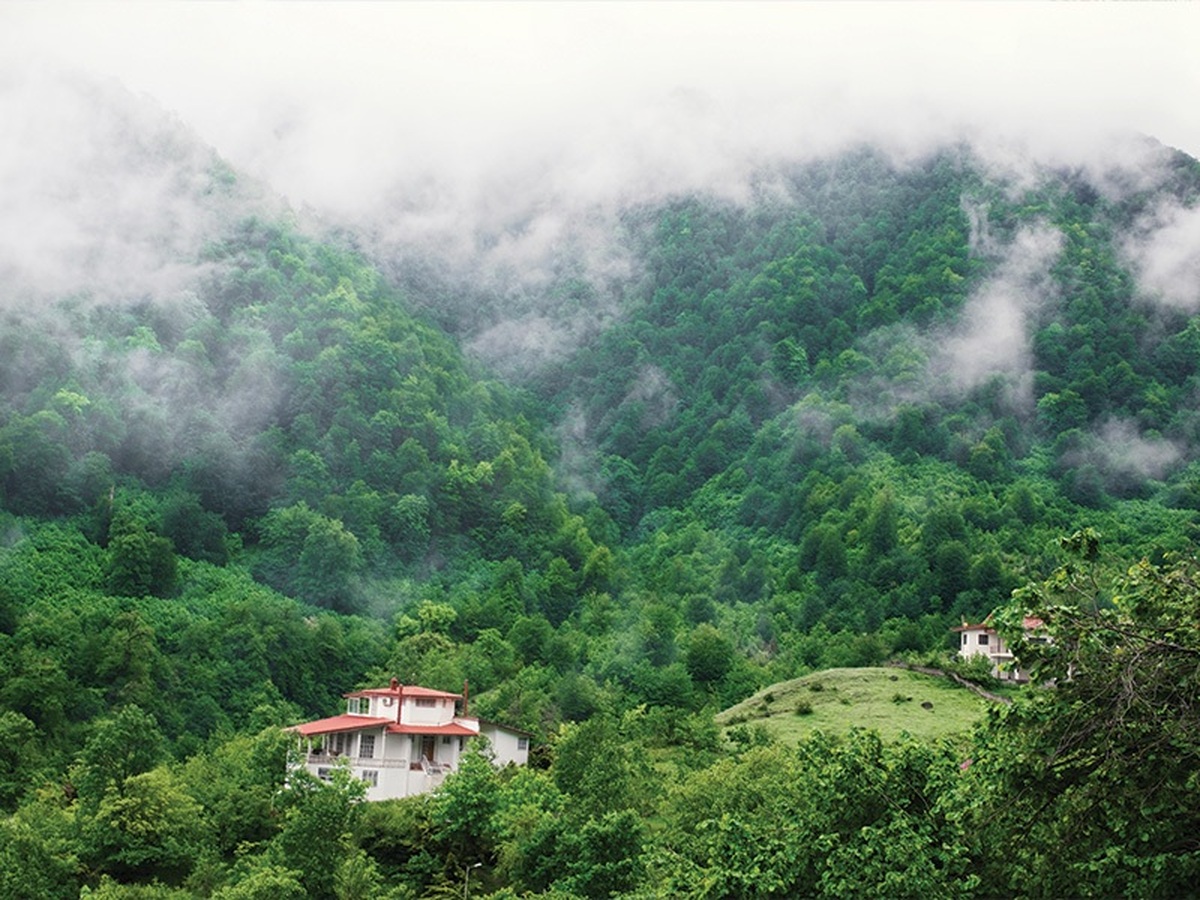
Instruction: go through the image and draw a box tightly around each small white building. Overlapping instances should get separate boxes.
[952,615,1044,682]
[291,679,530,800]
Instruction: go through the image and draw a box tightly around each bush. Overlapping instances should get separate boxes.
[947,652,1000,688]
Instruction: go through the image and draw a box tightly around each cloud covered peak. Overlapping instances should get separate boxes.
[0,65,278,310]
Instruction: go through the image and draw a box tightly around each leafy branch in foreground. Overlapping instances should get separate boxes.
[965,530,1200,898]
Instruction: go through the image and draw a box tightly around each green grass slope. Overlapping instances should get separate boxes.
[716,666,996,743]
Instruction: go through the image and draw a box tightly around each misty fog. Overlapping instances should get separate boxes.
[2,4,1199,500]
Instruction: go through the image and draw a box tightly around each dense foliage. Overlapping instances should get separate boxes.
[2,127,1200,895]
[531,146,1200,644]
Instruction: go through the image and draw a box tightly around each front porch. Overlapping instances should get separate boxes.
[303,750,454,798]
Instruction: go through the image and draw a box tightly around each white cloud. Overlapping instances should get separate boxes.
[934,224,1064,400]
[2,2,1198,382]
[467,316,577,379]
[1092,417,1182,482]
[0,66,276,308]
[1123,200,1200,311]
[3,2,1198,224]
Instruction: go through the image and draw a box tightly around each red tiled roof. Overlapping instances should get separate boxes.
[292,714,392,737]
[951,615,1045,633]
[477,718,534,737]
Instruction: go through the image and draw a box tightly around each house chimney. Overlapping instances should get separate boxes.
[390,677,399,691]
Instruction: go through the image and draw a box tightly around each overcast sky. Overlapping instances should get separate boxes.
[4,2,1199,218]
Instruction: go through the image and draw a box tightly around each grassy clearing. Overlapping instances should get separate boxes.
[716,667,997,744]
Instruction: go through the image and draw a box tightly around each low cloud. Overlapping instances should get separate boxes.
[1122,199,1200,311]
[5,6,1198,390]
[931,223,1063,406]
[842,222,1065,426]
[620,365,679,431]
[2,6,1199,515]
[0,66,292,501]
[8,5,1196,312]
[1091,417,1183,481]
[467,316,578,379]
[0,66,281,310]
[554,403,601,502]
[1056,417,1185,494]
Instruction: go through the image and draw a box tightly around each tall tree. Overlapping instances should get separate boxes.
[964,531,1200,897]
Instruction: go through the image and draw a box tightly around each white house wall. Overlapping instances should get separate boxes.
[403,698,454,725]
[384,731,408,763]
[479,725,530,767]
[369,696,399,719]
[957,627,1030,682]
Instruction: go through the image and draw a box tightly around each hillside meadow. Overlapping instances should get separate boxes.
[718,666,996,744]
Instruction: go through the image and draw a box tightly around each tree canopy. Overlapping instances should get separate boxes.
[3,134,1200,895]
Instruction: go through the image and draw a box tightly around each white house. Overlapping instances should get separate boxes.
[952,615,1044,682]
[291,678,530,800]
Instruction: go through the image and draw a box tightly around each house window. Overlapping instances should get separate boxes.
[415,698,437,708]
[360,734,375,759]
[442,736,452,744]
[316,768,333,781]
[978,634,989,646]
[348,697,370,714]
[961,634,967,646]
[518,737,529,751]
[361,770,378,787]
[330,733,349,756]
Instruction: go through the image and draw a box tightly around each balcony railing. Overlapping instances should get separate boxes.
[305,751,409,769]
[414,758,450,775]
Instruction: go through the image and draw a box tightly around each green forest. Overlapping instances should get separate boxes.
[3,132,1200,898]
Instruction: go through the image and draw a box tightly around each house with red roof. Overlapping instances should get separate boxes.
[291,678,530,800]
[951,615,1045,683]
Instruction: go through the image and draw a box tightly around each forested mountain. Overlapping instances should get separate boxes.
[3,72,1200,896]
[512,142,1200,655]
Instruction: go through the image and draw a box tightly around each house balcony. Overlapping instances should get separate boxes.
[304,752,455,781]
[302,752,455,798]
[305,750,409,769]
